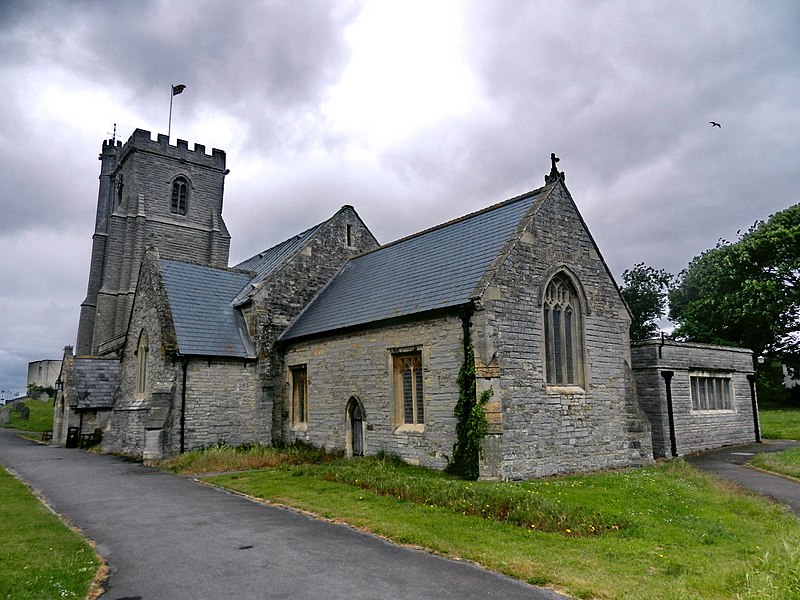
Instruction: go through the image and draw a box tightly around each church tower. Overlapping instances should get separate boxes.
[76,129,231,356]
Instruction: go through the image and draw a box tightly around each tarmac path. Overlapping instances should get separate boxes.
[0,430,563,600]
[686,439,800,516]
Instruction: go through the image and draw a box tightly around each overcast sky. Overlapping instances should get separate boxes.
[1,0,798,396]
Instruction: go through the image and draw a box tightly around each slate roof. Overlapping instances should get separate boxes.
[232,224,322,305]
[159,260,255,358]
[70,358,121,409]
[282,187,545,341]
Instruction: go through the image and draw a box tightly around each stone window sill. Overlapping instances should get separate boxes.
[545,385,586,395]
[394,423,425,434]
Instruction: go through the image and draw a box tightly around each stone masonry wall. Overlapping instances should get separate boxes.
[475,182,652,479]
[632,340,758,457]
[282,315,463,468]
[180,359,258,451]
[104,252,179,456]
[248,206,379,445]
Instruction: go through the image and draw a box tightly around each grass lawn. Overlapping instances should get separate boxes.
[1,397,54,433]
[750,447,800,481]
[0,466,101,599]
[159,446,800,599]
[758,405,800,440]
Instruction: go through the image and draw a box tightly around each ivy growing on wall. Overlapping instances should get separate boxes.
[445,327,491,480]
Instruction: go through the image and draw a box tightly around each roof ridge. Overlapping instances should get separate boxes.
[234,222,322,268]
[355,185,548,259]
[160,257,255,277]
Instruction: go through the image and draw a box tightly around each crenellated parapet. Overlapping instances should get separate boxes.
[116,128,226,170]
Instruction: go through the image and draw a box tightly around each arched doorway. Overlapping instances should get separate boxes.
[346,396,365,457]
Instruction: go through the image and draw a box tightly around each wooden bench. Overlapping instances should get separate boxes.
[41,430,53,442]
[79,428,103,448]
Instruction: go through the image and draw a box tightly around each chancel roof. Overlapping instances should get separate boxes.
[159,260,255,358]
[281,187,547,341]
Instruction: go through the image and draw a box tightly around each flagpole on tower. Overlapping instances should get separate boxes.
[168,84,186,139]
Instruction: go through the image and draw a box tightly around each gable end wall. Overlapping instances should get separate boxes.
[476,183,652,479]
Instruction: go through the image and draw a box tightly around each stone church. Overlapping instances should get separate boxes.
[52,130,760,480]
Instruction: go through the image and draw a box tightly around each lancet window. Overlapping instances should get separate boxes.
[543,274,584,386]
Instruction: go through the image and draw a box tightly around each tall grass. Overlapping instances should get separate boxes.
[154,442,337,475]
[318,455,623,535]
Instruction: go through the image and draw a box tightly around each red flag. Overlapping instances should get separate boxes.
[172,84,186,96]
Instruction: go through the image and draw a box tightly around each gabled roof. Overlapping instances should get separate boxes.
[159,260,255,358]
[232,223,322,305]
[70,358,121,409]
[281,187,547,341]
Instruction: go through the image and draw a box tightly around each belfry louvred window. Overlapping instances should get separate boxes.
[543,274,584,386]
[171,178,188,215]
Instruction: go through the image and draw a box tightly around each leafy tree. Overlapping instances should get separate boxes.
[620,263,674,342]
[26,383,56,400]
[669,203,800,380]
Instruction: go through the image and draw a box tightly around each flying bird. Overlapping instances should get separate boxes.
[709,121,721,127]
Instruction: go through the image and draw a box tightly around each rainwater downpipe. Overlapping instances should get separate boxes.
[461,304,474,366]
[180,357,188,454]
[660,370,678,457]
[747,374,761,443]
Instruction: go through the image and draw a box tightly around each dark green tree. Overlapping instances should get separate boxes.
[620,263,674,342]
[669,203,800,381]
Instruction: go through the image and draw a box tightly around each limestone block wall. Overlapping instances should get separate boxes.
[247,206,379,444]
[104,255,179,456]
[632,340,759,457]
[105,409,148,456]
[180,359,258,451]
[476,183,652,480]
[282,315,463,469]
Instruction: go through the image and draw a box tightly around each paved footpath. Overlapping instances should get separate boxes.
[687,440,800,516]
[0,430,563,600]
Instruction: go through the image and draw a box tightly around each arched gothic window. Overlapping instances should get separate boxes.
[170,177,188,215]
[543,274,584,386]
[135,330,148,396]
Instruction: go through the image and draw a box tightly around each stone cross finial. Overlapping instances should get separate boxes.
[545,152,565,185]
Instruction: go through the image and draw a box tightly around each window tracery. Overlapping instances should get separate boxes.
[543,274,583,386]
